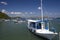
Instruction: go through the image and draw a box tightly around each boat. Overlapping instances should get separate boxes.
[4,19,10,22]
[27,0,58,40]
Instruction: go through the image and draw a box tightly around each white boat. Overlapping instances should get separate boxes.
[4,19,10,22]
[27,0,58,40]
[27,20,58,40]
[12,19,17,22]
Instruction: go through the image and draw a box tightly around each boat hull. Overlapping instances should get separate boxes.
[35,32,56,40]
[28,28,57,40]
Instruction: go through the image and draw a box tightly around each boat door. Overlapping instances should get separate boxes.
[37,22,41,29]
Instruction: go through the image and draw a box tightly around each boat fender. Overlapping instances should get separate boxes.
[34,30,36,33]
[32,29,36,33]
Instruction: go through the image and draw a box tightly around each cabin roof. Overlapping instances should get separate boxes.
[28,19,48,22]
[28,20,41,22]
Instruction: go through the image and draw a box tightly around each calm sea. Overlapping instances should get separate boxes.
[0,19,60,40]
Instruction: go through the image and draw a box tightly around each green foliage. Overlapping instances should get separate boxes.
[0,12,10,19]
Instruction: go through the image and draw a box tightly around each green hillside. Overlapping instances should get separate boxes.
[0,12,10,19]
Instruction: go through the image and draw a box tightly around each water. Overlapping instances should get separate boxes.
[0,19,60,40]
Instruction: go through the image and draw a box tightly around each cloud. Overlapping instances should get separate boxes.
[1,9,6,12]
[0,1,8,5]
[11,12,22,14]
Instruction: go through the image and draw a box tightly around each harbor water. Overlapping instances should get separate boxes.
[0,19,60,40]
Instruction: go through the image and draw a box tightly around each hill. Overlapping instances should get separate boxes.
[0,12,10,19]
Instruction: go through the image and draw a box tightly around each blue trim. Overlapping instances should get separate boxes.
[45,26,48,30]
[36,20,49,23]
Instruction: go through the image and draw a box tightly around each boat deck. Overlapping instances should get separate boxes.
[36,29,58,34]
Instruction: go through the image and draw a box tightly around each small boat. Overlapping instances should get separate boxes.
[4,19,10,22]
[27,20,58,40]
[27,0,58,40]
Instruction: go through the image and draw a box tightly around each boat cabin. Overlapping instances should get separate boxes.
[28,20,49,30]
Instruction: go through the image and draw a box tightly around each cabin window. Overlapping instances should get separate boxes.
[30,22,35,28]
[37,23,41,29]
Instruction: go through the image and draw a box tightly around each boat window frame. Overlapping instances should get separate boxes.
[29,22,36,28]
[36,22,41,29]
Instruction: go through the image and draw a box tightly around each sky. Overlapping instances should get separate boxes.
[0,0,60,17]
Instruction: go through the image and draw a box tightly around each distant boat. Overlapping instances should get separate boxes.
[12,19,17,22]
[27,0,58,40]
[4,19,10,22]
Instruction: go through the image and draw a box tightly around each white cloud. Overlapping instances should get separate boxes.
[11,12,22,14]
[30,12,33,14]
[0,1,8,5]
[2,9,6,12]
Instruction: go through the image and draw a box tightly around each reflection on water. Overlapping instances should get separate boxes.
[0,19,60,40]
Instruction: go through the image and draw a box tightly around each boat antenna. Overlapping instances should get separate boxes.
[41,0,43,22]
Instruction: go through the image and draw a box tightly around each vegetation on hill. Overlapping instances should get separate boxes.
[0,12,10,19]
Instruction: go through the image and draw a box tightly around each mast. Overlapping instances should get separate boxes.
[41,0,49,30]
[38,0,44,30]
[41,0,43,22]
[41,0,45,30]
